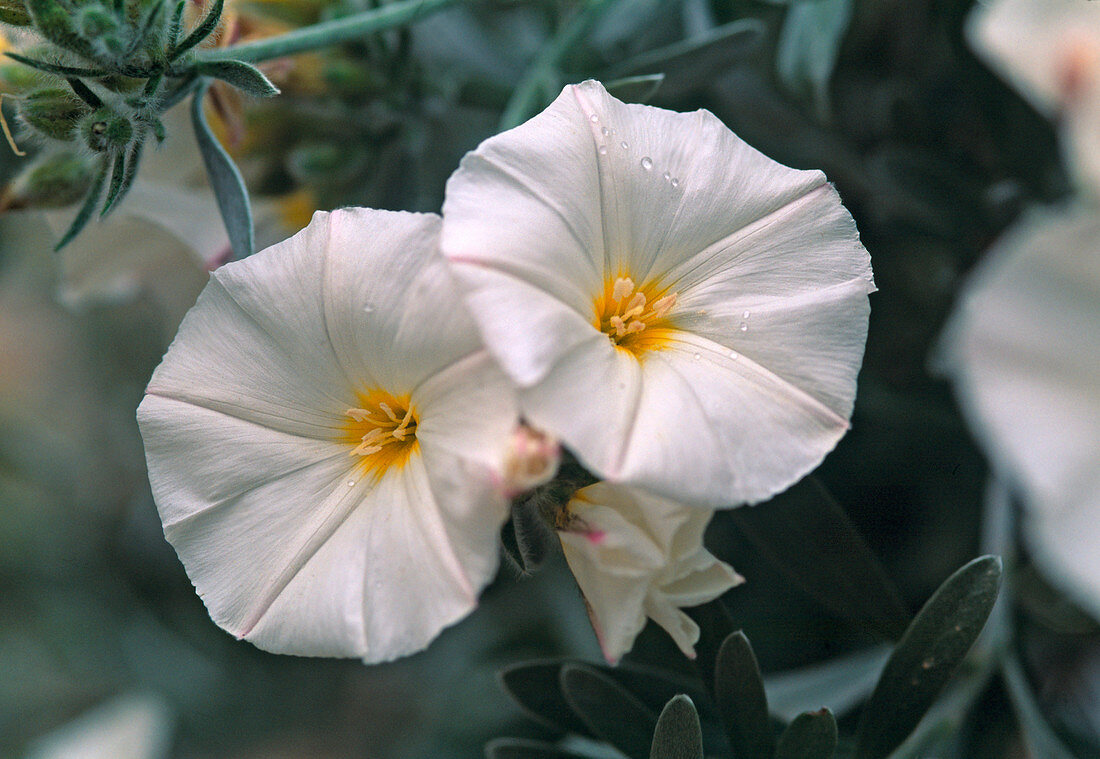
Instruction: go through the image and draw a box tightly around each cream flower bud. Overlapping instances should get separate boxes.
[500,424,561,497]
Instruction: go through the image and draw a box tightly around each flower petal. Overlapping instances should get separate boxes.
[940,205,1100,616]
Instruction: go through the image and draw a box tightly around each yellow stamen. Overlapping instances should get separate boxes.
[341,390,419,477]
[593,274,678,357]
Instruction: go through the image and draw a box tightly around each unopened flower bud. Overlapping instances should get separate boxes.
[81,107,132,152]
[19,88,88,141]
[501,425,561,498]
[9,151,95,207]
[0,0,31,25]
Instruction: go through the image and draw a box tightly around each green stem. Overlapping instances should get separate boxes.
[197,0,461,63]
[498,0,623,131]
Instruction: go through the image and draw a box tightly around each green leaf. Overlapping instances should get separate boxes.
[190,82,253,259]
[123,0,167,59]
[485,738,592,759]
[171,0,224,60]
[603,74,664,105]
[24,0,99,60]
[195,60,280,97]
[728,476,911,641]
[607,663,710,719]
[166,0,186,50]
[101,138,143,216]
[3,53,108,79]
[1001,655,1076,759]
[560,663,657,759]
[775,0,852,119]
[650,695,703,759]
[854,555,1003,759]
[54,158,109,250]
[776,709,837,759]
[714,631,774,759]
[499,660,593,737]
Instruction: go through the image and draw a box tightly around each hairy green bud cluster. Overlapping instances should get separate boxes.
[80,106,133,152]
[19,87,89,141]
[10,151,96,207]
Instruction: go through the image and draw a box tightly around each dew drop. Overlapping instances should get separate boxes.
[728,350,739,360]
[640,156,653,170]
[670,177,680,188]
[589,113,599,123]
[693,353,702,361]
[363,304,374,313]
[620,140,629,150]
[597,145,608,155]
[739,322,749,332]
[347,480,356,487]
[662,171,671,181]
[742,309,750,319]
[601,126,610,136]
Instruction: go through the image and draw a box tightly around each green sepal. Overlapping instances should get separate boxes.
[195,59,279,97]
[10,150,95,207]
[714,631,774,759]
[101,137,143,216]
[649,695,703,759]
[24,0,99,60]
[18,87,88,141]
[54,157,109,250]
[854,555,1003,759]
[122,0,168,60]
[775,709,838,759]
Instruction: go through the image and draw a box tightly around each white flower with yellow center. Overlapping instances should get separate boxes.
[442,80,875,508]
[970,0,1100,195]
[137,208,518,663]
[940,205,1100,619]
[558,482,743,664]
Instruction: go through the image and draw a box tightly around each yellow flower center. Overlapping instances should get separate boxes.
[593,276,677,357]
[341,390,419,477]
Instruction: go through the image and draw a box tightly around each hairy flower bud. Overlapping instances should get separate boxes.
[9,151,95,207]
[80,107,132,152]
[0,0,32,26]
[19,87,88,141]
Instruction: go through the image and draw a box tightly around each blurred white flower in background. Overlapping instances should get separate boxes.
[558,482,742,663]
[137,208,518,663]
[939,206,1100,618]
[23,693,173,759]
[442,80,875,509]
[969,0,1100,195]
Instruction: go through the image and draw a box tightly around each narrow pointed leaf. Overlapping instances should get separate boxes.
[603,74,664,104]
[54,159,109,250]
[195,60,279,97]
[776,709,837,759]
[499,660,592,736]
[3,53,107,79]
[191,82,253,259]
[171,0,224,60]
[485,738,591,759]
[24,0,98,59]
[650,695,703,759]
[854,556,1003,759]
[102,139,144,216]
[714,631,774,759]
[561,663,657,759]
[67,78,103,109]
[101,150,126,215]
[166,0,186,49]
[729,476,910,641]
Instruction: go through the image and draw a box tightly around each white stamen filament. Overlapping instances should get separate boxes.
[601,278,676,344]
[346,403,417,457]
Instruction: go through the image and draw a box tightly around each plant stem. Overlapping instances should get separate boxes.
[498,0,623,131]
[197,0,461,64]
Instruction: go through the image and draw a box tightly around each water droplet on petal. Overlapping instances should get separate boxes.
[739,322,749,332]
[640,156,653,170]
[693,353,701,361]
[620,141,629,150]
[347,480,356,487]
[670,177,680,188]
[597,145,608,155]
[742,309,750,319]
[363,304,374,313]
[662,171,671,181]
[589,113,599,123]
[601,126,610,136]
[729,350,739,360]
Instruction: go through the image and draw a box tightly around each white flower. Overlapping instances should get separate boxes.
[969,0,1100,195]
[558,482,743,664]
[939,205,1100,618]
[136,207,518,663]
[500,424,561,497]
[441,80,875,508]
